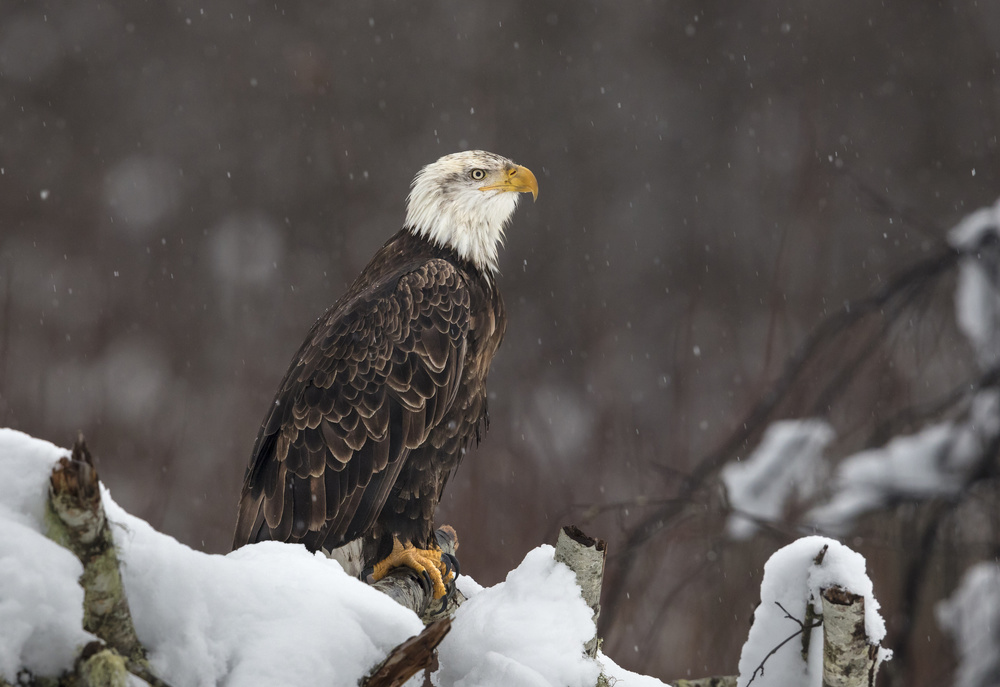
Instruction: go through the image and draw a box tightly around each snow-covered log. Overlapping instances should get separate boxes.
[735,538,890,687]
[1,428,665,686]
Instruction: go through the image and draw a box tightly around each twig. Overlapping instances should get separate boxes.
[745,603,823,687]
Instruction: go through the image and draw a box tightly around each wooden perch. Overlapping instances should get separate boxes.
[554,525,607,658]
[820,586,881,687]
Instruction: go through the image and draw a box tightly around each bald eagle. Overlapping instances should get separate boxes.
[232,150,538,598]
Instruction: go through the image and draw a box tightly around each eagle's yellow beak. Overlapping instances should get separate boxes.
[480,165,539,201]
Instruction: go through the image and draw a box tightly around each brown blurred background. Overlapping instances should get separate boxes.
[2,1,998,684]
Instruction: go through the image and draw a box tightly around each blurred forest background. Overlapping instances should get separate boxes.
[2,1,999,684]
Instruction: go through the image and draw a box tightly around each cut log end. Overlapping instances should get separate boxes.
[561,524,607,552]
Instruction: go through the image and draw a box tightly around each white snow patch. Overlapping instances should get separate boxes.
[598,651,671,686]
[937,561,1000,687]
[106,499,423,687]
[736,536,889,687]
[722,419,833,539]
[433,545,601,687]
[0,428,70,531]
[0,521,96,681]
[808,391,1000,533]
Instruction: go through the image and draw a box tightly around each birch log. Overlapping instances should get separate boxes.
[555,525,607,658]
[821,585,881,687]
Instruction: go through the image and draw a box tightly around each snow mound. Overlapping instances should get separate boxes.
[736,536,889,687]
[108,506,423,687]
[433,545,600,687]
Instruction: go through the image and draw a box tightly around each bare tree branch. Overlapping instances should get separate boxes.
[602,245,962,631]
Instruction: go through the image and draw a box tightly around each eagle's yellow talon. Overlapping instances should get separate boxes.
[370,537,453,599]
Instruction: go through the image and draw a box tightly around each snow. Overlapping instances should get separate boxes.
[0,427,659,687]
[0,520,95,680]
[597,652,670,686]
[937,562,1000,687]
[949,196,1000,369]
[735,536,889,687]
[108,511,423,687]
[721,419,833,539]
[433,545,600,687]
[0,430,96,681]
[807,391,1000,533]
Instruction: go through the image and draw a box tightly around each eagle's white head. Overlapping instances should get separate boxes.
[405,150,538,276]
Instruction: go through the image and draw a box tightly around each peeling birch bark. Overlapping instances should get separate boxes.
[555,525,607,658]
[821,585,881,687]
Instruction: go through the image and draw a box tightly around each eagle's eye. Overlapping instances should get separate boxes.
[469,168,486,181]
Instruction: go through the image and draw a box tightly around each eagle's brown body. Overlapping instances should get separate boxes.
[232,228,505,565]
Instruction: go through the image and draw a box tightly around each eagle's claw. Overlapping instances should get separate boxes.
[370,537,453,599]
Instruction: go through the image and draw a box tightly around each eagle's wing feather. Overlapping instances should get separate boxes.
[232,259,470,551]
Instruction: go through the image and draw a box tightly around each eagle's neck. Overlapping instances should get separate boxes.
[404,184,520,277]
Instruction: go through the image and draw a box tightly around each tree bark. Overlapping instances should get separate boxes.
[821,586,881,687]
[554,525,607,658]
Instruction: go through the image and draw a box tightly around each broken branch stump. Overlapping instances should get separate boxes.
[44,436,144,664]
[555,525,607,658]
